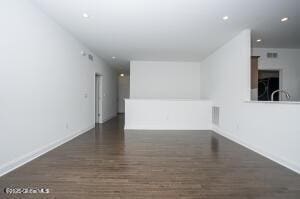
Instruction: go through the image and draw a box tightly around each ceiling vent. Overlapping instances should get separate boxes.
[267,52,278,58]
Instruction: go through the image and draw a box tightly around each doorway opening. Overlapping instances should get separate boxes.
[258,70,280,101]
[95,74,103,123]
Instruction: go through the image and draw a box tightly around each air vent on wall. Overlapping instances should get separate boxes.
[88,54,93,61]
[212,106,220,125]
[267,52,278,58]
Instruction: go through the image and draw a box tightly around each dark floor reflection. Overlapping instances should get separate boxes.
[210,135,219,159]
[93,116,125,155]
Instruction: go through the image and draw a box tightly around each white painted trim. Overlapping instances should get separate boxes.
[244,100,300,105]
[124,125,210,130]
[125,98,208,102]
[0,124,95,177]
[212,126,300,174]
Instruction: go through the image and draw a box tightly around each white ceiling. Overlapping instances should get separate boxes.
[32,0,300,71]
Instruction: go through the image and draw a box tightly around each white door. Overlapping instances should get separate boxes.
[95,75,103,123]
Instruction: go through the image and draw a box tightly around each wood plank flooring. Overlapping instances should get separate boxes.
[0,115,299,198]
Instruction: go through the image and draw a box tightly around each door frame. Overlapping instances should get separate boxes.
[95,73,103,123]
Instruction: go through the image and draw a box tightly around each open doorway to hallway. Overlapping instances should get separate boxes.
[95,74,103,123]
[118,74,130,114]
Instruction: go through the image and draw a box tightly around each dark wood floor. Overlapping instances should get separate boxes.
[0,115,299,198]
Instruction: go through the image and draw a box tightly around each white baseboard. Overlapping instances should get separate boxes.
[124,122,211,130]
[212,126,300,174]
[0,124,95,177]
[124,125,210,130]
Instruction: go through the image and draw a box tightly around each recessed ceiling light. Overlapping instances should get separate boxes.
[120,74,124,77]
[222,16,229,20]
[256,39,262,42]
[112,56,116,59]
[80,50,86,56]
[82,13,89,18]
[281,17,288,22]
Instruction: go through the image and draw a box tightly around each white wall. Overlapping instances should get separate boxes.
[130,61,201,99]
[118,75,130,113]
[125,99,212,130]
[0,0,117,176]
[252,48,300,101]
[200,29,300,173]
